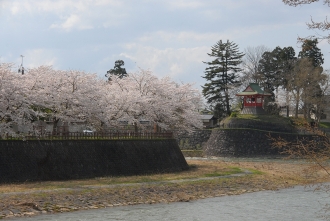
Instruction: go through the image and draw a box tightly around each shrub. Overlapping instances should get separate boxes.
[230,112,238,118]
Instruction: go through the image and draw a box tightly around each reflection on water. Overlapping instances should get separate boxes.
[12,185,329,221]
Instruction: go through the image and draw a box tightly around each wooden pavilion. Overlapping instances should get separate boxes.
[236,83,272,115]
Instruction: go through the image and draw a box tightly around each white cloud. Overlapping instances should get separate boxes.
[136,23,299,49]
[10,3,20,15]
[138,31,223,44]
[117,29,256,81]
[117,21,317,84]
[50,14,93,31]
[23,49,57,68]
[120,44,209,82]
[4,0,121,15]
[1,49,57,72]
[164,0,264,10]
[166,0,205,9]
[61,14,82,29]
[1,0,126,31]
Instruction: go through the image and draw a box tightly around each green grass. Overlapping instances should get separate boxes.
[126,177,160,183]
[319,122,330,128]
[235,114,292,124]
[221,114,293,128]
[247,168,264,175]
[0,163,254,194]
[204,167,242,177]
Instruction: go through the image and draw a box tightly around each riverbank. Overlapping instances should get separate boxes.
[1,157,329,219]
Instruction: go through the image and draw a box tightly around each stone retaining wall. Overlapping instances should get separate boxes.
[175,130,212,150]
[204,129,317,157]
[0,139,188,183]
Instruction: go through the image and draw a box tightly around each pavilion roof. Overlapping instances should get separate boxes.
[200,114,216,120]
[236,83,272,96]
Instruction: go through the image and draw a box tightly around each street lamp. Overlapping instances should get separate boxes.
[18,55,24,75]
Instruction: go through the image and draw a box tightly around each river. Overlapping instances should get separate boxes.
[11,184,329,221]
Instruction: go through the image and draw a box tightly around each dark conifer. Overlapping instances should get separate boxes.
[106,60,128,81]
[298,39,324,67]
[202,40,244,117]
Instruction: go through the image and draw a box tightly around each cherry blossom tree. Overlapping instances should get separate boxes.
[0,64,202,137]
[26,66,104,134]
[0,63,36,136]
[130,69,203,132]
[98,68,203,132]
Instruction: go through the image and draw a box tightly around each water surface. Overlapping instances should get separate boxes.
[13,185,329,221]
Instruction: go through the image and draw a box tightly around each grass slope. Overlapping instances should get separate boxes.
[222,114,292,126]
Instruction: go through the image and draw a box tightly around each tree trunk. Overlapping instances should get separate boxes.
[286,90,290,117]
[225,89,230,116]
[295,90,300,118]
[52,118,59,135]
[153,124,159,133]
[134,122,138,133]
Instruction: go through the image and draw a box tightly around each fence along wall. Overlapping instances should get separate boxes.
[4,132,173,140]
[0,139,188,183]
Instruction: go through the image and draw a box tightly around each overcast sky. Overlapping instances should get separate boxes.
[1,0,329,89]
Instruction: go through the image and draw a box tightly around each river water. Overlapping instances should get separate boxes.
[12,184,330,221]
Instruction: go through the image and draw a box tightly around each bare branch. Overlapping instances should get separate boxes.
[283,0,330,6]
[283,0,330,43]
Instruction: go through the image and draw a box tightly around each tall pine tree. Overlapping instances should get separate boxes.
[202,40,244,117]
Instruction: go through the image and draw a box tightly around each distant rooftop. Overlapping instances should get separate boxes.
[200,114,215,120]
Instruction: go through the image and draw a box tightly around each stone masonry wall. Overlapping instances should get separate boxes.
[204,129,317,157]
[175,130,212,150]
[0,139,188,183]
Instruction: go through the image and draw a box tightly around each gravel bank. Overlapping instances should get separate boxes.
[1,158,328,219]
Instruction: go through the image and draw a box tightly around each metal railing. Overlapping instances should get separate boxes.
[4,131,174,140]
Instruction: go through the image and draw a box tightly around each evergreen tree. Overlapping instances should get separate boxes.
[258,46,296,94]
[202,40,244,116]
[257,46,297,115]
[279,46,296,87]
[278,47,297,117]
[257,46,296,107]
[298,39,325,119]
[298,39,324,67]
[105,60,128,81]
[257,50,278,96]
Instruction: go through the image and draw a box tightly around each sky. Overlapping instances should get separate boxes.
[1,0,329,90]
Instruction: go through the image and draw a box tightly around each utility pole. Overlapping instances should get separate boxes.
[18,55,24,74]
